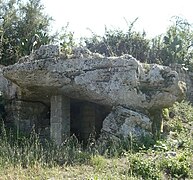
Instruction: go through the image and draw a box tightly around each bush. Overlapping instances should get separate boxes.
[85,18,150,62]
[160,153,191,179]
[128,153,162,180]
[164,101,193,135]
[96,134,155,158]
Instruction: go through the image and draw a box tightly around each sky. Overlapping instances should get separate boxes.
[42,0,193,39]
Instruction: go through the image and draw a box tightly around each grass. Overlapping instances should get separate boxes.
[0,101,193,179]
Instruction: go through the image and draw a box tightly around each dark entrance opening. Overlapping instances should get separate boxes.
[70,99,111,142]
[35,98,111,143]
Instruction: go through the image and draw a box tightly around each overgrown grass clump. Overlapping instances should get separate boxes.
[0,126,92,168]
[0,101,192,179]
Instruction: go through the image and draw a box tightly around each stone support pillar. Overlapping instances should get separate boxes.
[149,109,163,139]
[80,103,95,141]
[50,95,70,145]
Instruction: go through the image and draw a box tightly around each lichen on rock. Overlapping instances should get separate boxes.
[2,45,186,141]
[101,106,152,138]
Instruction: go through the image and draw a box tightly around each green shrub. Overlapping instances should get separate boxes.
[85,18,150,62]
[163,101,193,135]
[160,153,191,179]
[96,134,155,158]
[128,153,162,180]
[169,101,193,123]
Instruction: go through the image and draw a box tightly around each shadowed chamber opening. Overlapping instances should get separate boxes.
[34,98,110,143]
[70,99,111,142]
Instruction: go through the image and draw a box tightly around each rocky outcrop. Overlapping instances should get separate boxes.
[0,66,18,127]
[3,47,185,110]
[0,65,17,99]
[0,65,49,131]
[2,45,186,140]
[101,106,152,138]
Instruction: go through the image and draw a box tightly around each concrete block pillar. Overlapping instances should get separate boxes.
[80,103,95,141]
[50,95,70,145]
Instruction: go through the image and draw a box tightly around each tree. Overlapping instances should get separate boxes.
[0,0,53,65]
[0,0,19,65]
[17,0,53,56]
[85,16,193,67]
[149,16,193,66]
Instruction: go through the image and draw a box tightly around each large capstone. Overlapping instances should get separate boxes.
[3,55,185,110]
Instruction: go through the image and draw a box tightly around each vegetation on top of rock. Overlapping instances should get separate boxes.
[84,16,193,69]
[1,0,193,71]
[84,18,150,62]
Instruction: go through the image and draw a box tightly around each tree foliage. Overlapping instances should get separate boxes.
[1,0,193,70]
[0,0,53,65]
[85,16,193,68]
[85,18,150,62]
[57,23,75,56]
[150,16,193,66]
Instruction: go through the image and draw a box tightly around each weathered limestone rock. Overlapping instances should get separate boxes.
[2,45,186,142]
[13,100,49,132]
[18,45,60,64]
[0,66,17,99]
[69,46,104,59]
[3,54,185,110]
[0,66,18,126]
[34,45,60,59]
[0,66,50,134]
[101,106,152,138]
